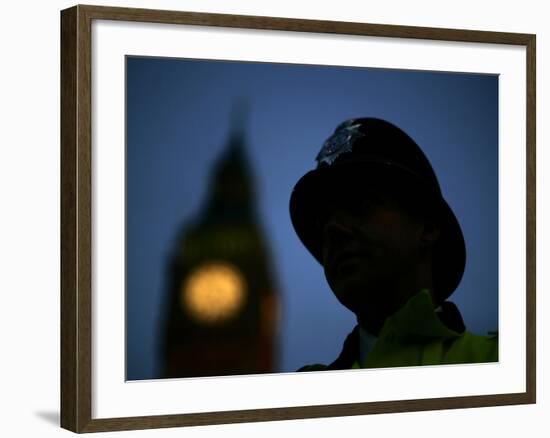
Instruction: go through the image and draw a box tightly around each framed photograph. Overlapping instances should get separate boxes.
[60,4,536,433]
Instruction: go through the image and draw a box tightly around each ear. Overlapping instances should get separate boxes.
[419,220,441,247]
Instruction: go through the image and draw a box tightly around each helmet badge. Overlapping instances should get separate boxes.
[315,119,365,166]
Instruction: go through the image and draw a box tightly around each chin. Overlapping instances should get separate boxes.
[332,279,373,312]
[333,279,396,320]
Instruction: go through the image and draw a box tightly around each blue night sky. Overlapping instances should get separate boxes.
[126,56,498,380]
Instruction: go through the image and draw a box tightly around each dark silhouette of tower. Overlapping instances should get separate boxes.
[159,103,279,378]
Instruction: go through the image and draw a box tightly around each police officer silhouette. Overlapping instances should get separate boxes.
[289,118,497,371]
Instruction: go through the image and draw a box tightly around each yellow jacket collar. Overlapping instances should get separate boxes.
[379,289,464,343]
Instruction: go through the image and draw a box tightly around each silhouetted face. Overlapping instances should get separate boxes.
[319,188,436,332]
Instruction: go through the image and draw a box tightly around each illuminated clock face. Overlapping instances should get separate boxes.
[181,262,246,324]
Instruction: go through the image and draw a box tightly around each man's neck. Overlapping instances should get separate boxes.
[357,314,385,336]
[356,287,438,336]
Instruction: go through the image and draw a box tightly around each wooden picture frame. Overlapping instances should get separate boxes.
[60,4,536,433]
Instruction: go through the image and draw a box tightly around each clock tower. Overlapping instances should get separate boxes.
[159,109,279,378]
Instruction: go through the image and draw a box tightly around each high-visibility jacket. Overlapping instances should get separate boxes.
[297,289,498,372]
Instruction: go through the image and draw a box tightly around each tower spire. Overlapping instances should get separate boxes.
[230,97,249,139]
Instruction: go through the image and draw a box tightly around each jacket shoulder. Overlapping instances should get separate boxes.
[296,363,329,372]
[443,330,498,364]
